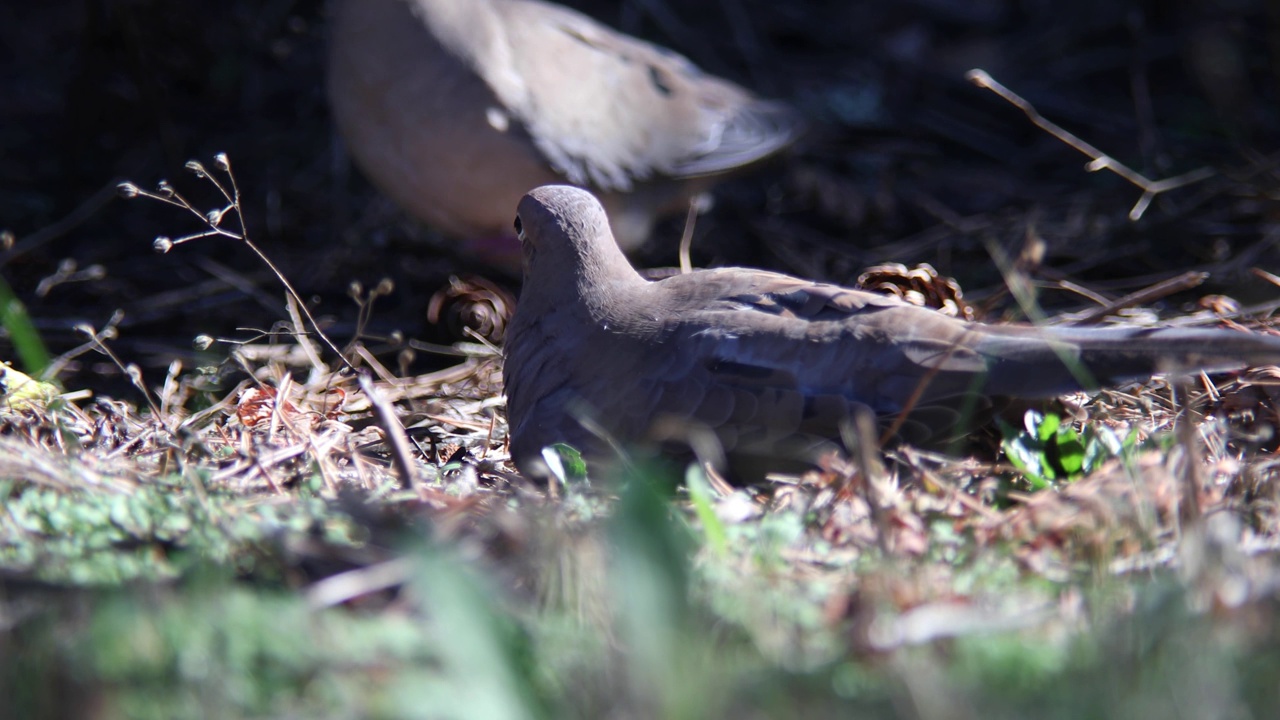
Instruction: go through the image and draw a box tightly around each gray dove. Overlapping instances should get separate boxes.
[503,185,1280,478]
[328,0,801,270]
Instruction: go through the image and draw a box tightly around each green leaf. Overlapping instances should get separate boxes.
[1036,412,1061,442]
[540,443,589,486]
[1002,434,1050,490]
[0,273,51,374]
[684,464,727,557]
[1054,427,1086,476]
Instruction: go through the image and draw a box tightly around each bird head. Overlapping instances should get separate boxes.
[513,185,643,309]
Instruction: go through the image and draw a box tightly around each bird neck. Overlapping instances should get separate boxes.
[575,258,644,317]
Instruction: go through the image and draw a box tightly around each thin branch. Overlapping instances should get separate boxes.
[306,558,411,609]
[966,69,1215,220]
[678,198,699,275]
[121,154,356,372]
[1060,271,1209,325]
[358,371,420,490]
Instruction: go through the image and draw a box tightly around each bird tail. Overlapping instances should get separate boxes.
[972,324,1280,398]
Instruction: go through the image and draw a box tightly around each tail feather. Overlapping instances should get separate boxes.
[973,325,1280,399]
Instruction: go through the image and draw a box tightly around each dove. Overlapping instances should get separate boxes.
[503,185,1280,478]
[328,0,802,270]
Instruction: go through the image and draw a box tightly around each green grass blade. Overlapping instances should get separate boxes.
[0,272,50,374]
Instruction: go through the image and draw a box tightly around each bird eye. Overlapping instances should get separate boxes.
[513,215,524,239]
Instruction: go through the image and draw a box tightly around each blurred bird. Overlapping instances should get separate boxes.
[503,185,1280,477]
[328,0,802,271]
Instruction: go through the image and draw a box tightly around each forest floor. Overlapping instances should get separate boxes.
[3,1,1280,717]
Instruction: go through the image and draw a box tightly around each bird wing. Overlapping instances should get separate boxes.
[626,269,1280,453]
[480,0,801,190]
[541,270,1000,457]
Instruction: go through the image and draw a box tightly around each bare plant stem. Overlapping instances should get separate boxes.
[120,154,355,372]
[966,69,1215,220]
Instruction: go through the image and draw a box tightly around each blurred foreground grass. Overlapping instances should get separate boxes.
[3,461,1279,719]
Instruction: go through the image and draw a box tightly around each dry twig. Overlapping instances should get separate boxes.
[966,69,1215,220]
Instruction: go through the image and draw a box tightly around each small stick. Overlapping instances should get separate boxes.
[678,198,699,275]
[1172,379,1203,528]
[75,315,168,426]
[843,410,893,556]
[285,292,327,376]
[879,335,969,447]
[306,558,412,609]
[966,69,1215,220]
[1252,267,1280,289]
[358,372,419,489]
[1061,271,1209,325]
